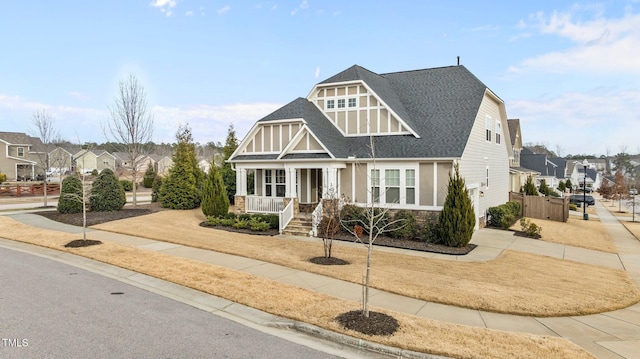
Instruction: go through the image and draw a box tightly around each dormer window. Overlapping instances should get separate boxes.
[348,98,356,107]
[337,99,345,108]
[326,100,334,109]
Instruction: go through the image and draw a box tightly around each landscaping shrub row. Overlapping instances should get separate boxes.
[205,213,279,232]
[487,201,521,229]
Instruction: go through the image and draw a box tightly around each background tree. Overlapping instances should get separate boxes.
[558,180,566,193]
[438,163,476,247]
[521,175,539,195]
[30,109,60,207]
[201,163,230,217]
[159,125,202,209]
[90,168,126,212]
[539,179,551,196]
[105,73,154,206]
[142,161,157,188]
[221,124,239,204]
[614,170,626,212]
[565,179,573,193]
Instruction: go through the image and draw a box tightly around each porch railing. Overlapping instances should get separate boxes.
[310,201,323,237]
[279,200,294,234]
[246,196,284,213]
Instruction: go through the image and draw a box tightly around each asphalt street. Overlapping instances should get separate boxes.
[0,247,342,359]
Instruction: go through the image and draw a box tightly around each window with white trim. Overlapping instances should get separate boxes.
[337,99,345,108]
[495,122,501,144]
[17,147,24,157]
[371,169,380,203]
[406,169,415,204]
[264,169,286,197]
[348,98,356,107]
[385,169,400,203]
[326,100,334,109]
[485,117,492,142]
[486,167,490,188]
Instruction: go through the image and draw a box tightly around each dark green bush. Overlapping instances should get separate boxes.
[233,220,249,229]
[201,165,230,217]
[206,216,222,226]
[57,175,83,214]
[252,213,278,229]
[391,210,418,239]
[221,218,236,226]
[438,164,475,247]
[143,162,156,188]
[91,169,99,177]
[223,212,237,219]
[90,168,126,212]
[420,212,440,243]
[339,204,365,231]
[120,179,133,192]
[238,213,252,221]
[488,201,521,229]
[151,176,162,203]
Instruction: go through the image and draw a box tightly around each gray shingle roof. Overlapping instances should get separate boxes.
[0,131,44,151]
[232,64,493,161]
[507,119,520,145]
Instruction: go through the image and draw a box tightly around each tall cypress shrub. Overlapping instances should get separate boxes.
[521,175,539,195]
[201,164,230,217]
[57,174,83,214]
[159,125,201,209]
[438,163,475,247]
[90,168,126,212]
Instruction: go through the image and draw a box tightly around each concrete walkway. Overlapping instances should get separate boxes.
[2,200,640,358]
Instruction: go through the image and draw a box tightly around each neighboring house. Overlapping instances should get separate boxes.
[507,119,538,193]
[113,152,154,174]
[49,146,81,174]
[0,131,44,181]
[568,160,597,191]
[198,157,211,174]
[520,148,563,191]
[73,149,116,173]
[150,154,173,176]
[229,64,512,229]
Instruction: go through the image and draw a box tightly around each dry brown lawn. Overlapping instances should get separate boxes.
[0,216,595,359]
[88,209,640,317]
[511,216,616,253]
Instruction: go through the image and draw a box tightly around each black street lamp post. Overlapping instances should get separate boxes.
[583,159,588,220]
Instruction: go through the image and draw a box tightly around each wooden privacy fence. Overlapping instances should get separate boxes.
[0,184,60,197]
[509,192,569,222]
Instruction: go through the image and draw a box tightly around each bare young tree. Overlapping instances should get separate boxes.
[105,73,154,206]
[341,136,404,318]
[30,109,60,207]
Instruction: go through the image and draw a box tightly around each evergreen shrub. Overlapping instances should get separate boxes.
[90,168,126,212]
[57,175,83,214]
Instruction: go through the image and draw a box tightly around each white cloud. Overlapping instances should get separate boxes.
[511,8,640,74]
[217,5,231,15]
[150,0,176,17]
[314,66,320,79]
[185,10,193,16]
[507,88,640,155]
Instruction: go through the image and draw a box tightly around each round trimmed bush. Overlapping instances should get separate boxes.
[57,174,83,214]
[391,210,418,239]
[90,168,126,212]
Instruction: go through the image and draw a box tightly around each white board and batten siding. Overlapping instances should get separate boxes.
[459,91,511,219]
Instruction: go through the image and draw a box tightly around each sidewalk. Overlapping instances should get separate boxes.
[2,200,640,358]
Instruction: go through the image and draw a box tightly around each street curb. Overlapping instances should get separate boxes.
[0,238,447,359]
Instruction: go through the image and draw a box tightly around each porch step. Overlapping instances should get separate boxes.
[282,216,313,237]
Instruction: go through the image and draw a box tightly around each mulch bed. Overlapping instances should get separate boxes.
[64,239,103,248]
[336,310,399,336]
[309,256,350,265]
[199,222,279,236]
[331,234,477,255]
[37,203,166,227]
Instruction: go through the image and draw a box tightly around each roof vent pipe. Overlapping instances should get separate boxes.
[457,56,460,66]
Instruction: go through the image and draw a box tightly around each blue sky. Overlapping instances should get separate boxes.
[1,1,639,156]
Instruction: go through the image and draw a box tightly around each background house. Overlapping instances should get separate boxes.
[0,131,44,181]
[507,119,539,192]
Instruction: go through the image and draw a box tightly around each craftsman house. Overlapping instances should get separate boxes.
[229,64,512,232]
[0,131,44,181]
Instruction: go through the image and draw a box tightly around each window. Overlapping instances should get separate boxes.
[348,98,356,107]
[326,100,334,109]
[265,169,286,197]
[486,167,490,188]
[17,147,24,157]
[371,169,380,203]
[103,160,109,165]
[337,99,345,108]
[485,117,492,142]
[385,169,400,203]
[406,169,415,204]
[495,122,501,144]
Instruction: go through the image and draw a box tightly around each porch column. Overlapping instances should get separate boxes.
[286,168,297,197]
[236,168,247,196]
[322,168,338,197]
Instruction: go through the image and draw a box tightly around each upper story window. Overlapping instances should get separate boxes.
[337,99,345,108]
[17,147,24,157]
[348,98,356,107]
[485,117,492,142]
[495,122,501,144]
[326,100,334,109]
